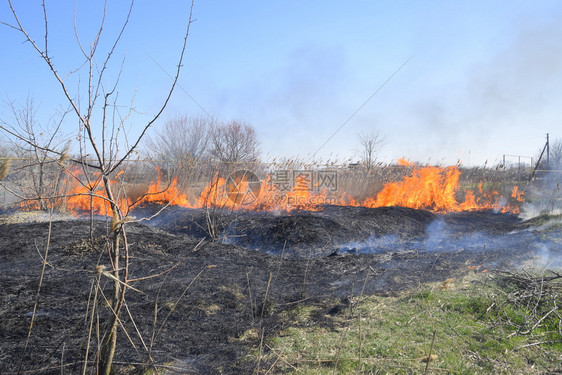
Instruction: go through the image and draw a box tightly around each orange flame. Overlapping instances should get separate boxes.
[358,164,508,212]
[397,157,413,167]
[20,160,525,215]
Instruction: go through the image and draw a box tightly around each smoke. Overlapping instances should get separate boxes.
[403,15,562,165]
[520,170,562,219]
[272,44,347,117]
[339,217,562,272]
[259,43,348,158]
[466,21,562,127]
[531,243,562,270]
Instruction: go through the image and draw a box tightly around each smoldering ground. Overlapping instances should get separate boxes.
[1,205,560,374]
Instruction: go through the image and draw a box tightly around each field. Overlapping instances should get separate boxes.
[1,162,561,373]
[1,201,561,374]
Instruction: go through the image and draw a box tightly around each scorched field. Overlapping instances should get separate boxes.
[1,163,561,374]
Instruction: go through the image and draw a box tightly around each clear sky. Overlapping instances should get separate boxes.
[1,1,561,166]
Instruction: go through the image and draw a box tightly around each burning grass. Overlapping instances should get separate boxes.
[14,160,526,216]
[258,271,562,374]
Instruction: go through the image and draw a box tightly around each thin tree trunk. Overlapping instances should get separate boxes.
[99,178,125,375]
[89,190,94,243]
[38,163,45,210]
[100,229,120,375]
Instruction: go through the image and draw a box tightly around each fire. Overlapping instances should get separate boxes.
[19,160,525,215]
[511,186,524,201]
[65,177,113,216]
[396,157,413,167]
[358,163,514,212]
[20,167,197,215]
[188,174,331,212]
[140,173,191,207]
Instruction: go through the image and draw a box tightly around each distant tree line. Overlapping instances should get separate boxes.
[143,115,260,178]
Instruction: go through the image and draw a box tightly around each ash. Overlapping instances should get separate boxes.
[1,205,560,373]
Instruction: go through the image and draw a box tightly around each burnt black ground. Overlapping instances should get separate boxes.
[0,206,560,374]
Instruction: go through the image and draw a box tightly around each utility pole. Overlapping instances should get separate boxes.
[530,133,551,181]
[546,133,550,166]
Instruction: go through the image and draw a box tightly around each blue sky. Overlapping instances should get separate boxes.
[1,1,561,166]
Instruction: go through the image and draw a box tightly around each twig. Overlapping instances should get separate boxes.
[123,300,149,353]
[18,212,53,373]
[255,327,266,374]
[260,272,273,320]
[333,286,355,374]
[82,274,100,375]
[127,238,206,282]
[152,265,215,345]
[98,267,144,294]
[246,272,255,321]
[424,330,437,374]
[264,344,298,373]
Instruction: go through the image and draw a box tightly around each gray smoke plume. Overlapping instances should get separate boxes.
[340,216,562,272]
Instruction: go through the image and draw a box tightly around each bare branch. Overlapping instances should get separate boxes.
[144,115,211,175]
[73,0,87,58]
[111,0,196,174]
[356,130,385,172]
[91,0,130,111]
[208,120,260,166]
[7,1,82,121]
[41,0,48,57]
[3,2,196,371]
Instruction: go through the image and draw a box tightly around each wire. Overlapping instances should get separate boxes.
[312,54,413,158]
[147,54,217,124]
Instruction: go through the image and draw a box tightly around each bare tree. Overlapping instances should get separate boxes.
[0,97,70,210]
[0,139,10,184]
[1,1,195,373]
[208,120,260,167]
[144,115,211,177]
[0,132,11,182]
[549,138,562,170]
[356,130,385,172]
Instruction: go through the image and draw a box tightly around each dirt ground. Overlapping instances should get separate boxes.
[0,205,560,374]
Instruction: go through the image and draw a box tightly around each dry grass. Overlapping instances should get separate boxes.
[1,159,536,214]
[257,271,562,374]
[0,158,10,180]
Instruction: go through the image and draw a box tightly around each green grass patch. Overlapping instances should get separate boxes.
[258,272,562,374]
